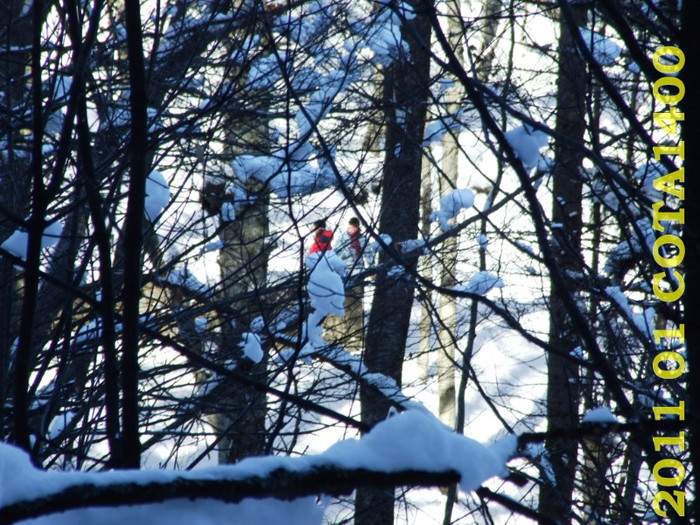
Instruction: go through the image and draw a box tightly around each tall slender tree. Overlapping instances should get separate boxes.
[538,3,589,521]
[356,1,432,523]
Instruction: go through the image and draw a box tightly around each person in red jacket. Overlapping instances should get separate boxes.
[308,219,333,254]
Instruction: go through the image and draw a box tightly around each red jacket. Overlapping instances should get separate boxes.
[309,229,333,254]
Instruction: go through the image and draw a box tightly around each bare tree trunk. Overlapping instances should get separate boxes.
[417,154,434,382]
[0,0,38,442]
[436,183,457,428]
[118,0,150,470]
[538,3,588,523]
[436,0,462,427]
[355,1,432,522]
[212,175,270,463]
[211,91,271,462]
[12,0,48,453]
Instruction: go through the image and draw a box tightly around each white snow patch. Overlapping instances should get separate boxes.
[582,407,619,424]
[305,251,346,346]
[48,411,77,440]
[570,346,584,360]
[145,170,170,222]
[579,28,622,66]
[504,124,549,171]
[369,233,393,256]
[456,271,504,295]
[1,220,63,261]
[240,332,264,363]
[220,202,236,222]
[431,188,475,231]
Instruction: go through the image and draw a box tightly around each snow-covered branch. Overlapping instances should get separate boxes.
[0,410,515,524]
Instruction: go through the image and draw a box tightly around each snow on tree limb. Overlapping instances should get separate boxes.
[0,410,515,524]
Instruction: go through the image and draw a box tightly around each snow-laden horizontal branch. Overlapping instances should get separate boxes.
[0,410,516,524]
[0,465,460,525]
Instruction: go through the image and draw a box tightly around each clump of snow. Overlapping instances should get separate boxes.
[232,154,334,198]
[579,28,621,66]
[289,345,411,406]
[387,265,405,279]
[305,251,346,347]
[637,308,656,340]
[369,233,393,256]
[48,412,77,440]
[1,220,63,261]
[570,346,585,360]
[145,170,170,222]
[604,219,656,276]
[358,6,408,66]
[395,1,416,20]
[423,115,461,145]
[633,162,666,202]
[320,409,516,493]
[504,124,549,171]
[593,162,662,213]
[220,202,236,222]
[537,156,554,175]
[430,188,475,231]
[164,268,208,296]
[455,271,504,295]
[582,407,619,424]
[515,241,535,256]
[240,332,264,363]
[194,317,207,333]
[296,68,349,139]
[72,319,102,347]
[199,239,224,256]
[246,51,286,90]
[521,442,556,485]
[232,155,278,185]
[604,286,655,339]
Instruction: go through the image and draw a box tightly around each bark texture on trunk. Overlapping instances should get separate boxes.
[355,1,432,523]
[538,4,588,523]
